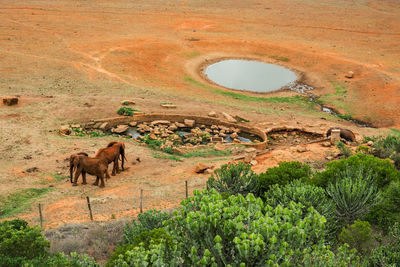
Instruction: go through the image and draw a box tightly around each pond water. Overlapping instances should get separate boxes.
[204,59,297,92]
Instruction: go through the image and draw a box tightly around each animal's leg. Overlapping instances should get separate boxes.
[73,167,82,186]
[82,171,87,184]
[105,169,111,180]
[111,160,117,176]
[93,176,99,186]
[115,158,120,174]
[99,173,105,188]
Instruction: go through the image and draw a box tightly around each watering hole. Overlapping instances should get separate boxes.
[204,59,297,92]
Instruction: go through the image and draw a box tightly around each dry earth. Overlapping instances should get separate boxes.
[0,0,399,229]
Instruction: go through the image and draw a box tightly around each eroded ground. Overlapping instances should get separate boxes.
[0,0,399,228]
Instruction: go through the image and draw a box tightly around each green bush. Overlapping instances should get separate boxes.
[107,229,172,267]
[336,141,353,158]
[117,107,134,116]
[372,135,400,159]
[206,162,258,196]
[142,134,164,150]
[365,180,400,232]
[366,223,400,266]
[326,171,381,226]
[338,220,372,254]
[256,161,311,195]
[115,190,360,266]
[313,154,400,189]
[122,209,171,244]
[0,220,50,265]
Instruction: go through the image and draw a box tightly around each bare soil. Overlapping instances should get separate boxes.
[0,0,398,229]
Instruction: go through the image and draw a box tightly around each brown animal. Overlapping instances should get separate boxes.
[95,141,127,176]
[326,128,356,142]
[69,153,110,187]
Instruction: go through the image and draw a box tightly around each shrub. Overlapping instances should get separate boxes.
[0,220,50,265]
[142,134,164,150]
[326,171,381,226]
[116,190,360,266]
[206,162,258,196]
[122,209,171,244]
[117,107,134,116]
[256,161,311,195]
[107,229,172,267]
[366,223,400,266]
[264,180,334,219]
[336,141,353,158]
[313,154,400,189]
[365,180,400,232]
[338,220,372,254]
[371,135,400,170]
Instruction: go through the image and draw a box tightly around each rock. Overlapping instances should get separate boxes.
[149,133,157,140]
[176,122,186,128]
[214,143,226,151]
[24,167,39,173]
[219,133,226,138]
[70,124,81,128]
[329,129,341,144]
[184,119,195,128]
[113,125,129,134]
[99,122,109,130]
[160,103,177,109]
[208,111,218,117]
[194,162,210,173]
[250,160,258,166]
[321,142,331,147]
[204,168,214,175]
[222,112,237,123]
[173,148,185,155]
[211,125,218,129]
[244,147,256,153]
[151,120,170,126]
[345,71,354,79]
[230,132,238,139]
[367,141,374,146]
[2,97,18,106]
[168,124,178,131]
[326,156,333,161]
[121,100,135,105]
[59,125,71,135]
[129,121,137,127]
[211,137,224,143]
[233,138,241,144]
[296,147,309,153]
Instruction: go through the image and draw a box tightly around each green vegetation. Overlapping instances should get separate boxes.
[339,220,372,254]
[366,223,400,266]
[117,107,140,116]
[326,171,381,226]
[271,55,290,62]
[113,190,360,266]
[0,188,53,219]
[0,219,98,267]
[336,141,353,158]
[370,135,400,169]
[256,161,312,195]
[206,162,258,196]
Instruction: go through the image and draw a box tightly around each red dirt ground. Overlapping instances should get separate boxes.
[0,0,399,228]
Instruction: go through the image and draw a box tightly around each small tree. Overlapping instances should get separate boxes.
[206,162,258,196]
[339,220,372,254]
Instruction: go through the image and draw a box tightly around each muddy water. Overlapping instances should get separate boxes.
[205,59,297,92]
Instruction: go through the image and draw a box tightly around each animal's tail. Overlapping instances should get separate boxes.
[119,145,127,170]
[70,159,75,183]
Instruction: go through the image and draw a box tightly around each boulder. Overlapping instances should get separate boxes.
[234,115,250,122]
[151,120,170,126]
[70,124,81,128]
[222,112,237,123]
[194,162,211,173]
[129,121,137,127]
[250,160,258,166]
[2,97,18,106]
[113,125,129,134]
[230,132,238,139]
[184,119,195,128]
[121,100,135,106]
[99,122,109,130]
[59,125,71,135]
[345,71,354,79]
[208,111,217,117]
[244,147,256,153]
[168,124,178,131]
[214,143,226,151]
[321,142,332,147]
[211,137,224,143]
[296,146,309,153]
[367,141,374,146]
[160,103,177,109]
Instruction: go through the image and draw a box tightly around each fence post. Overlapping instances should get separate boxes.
[140,189,143,213]
[38,203,43,228]
[86,196,93,221]
[185,181,188,199]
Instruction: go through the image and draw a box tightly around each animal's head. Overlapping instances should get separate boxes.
[69,153,87,182]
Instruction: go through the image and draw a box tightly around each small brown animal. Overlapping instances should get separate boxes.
[95,141,127,176]
[326,128,356,142]
[70,153,110,187]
